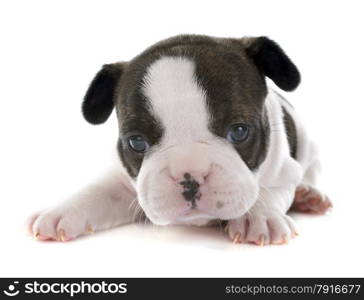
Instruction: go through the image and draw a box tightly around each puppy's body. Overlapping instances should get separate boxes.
[29,35,331,245]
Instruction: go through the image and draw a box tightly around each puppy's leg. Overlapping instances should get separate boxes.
[28,170,139,242]
[291,160,333,214]
[227,185,298,246]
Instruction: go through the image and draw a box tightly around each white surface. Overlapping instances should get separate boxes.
[0,0,363,277]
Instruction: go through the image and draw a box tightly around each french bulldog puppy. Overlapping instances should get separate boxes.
[28,34,332,245]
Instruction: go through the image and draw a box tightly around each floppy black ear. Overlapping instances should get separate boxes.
[82,63,124,124]
[245,37,300,91]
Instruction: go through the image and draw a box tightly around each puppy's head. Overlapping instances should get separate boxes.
[82,35,300,225]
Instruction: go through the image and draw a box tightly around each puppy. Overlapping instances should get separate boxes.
[28,34,332,245]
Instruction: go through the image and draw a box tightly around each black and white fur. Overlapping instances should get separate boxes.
[28,35,331,245]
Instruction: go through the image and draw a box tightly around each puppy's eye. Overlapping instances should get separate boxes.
[227,124,249,144]
[128,135,149,153]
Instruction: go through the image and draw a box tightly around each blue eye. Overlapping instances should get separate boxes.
[128,135,149,153]
[227,124,249,144]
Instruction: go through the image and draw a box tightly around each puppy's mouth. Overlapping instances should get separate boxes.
[181,207,209,219]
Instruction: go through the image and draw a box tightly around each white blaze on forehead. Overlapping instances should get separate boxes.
[142,56,211,143]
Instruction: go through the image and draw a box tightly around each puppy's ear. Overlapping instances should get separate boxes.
[82,63,124,124]
[244,37,300,91]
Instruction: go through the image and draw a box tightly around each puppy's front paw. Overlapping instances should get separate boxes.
[28,207,93,242]
[227,211,298,246]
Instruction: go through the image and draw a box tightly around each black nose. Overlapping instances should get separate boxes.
[179,173,201,208]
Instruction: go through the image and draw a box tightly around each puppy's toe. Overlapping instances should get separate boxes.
[26,212,41,235]
[56,213,90,241]
[245,215,270,245]
[31,211,61,241]
[267,216,292,244]
[227,216,248,243]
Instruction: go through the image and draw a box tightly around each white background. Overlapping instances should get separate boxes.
[0,0,363,277]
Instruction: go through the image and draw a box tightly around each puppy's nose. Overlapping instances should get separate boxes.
[167,147,212,207]
[179,172,201,208]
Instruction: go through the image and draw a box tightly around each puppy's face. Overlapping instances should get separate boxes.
[82,35,300,225]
